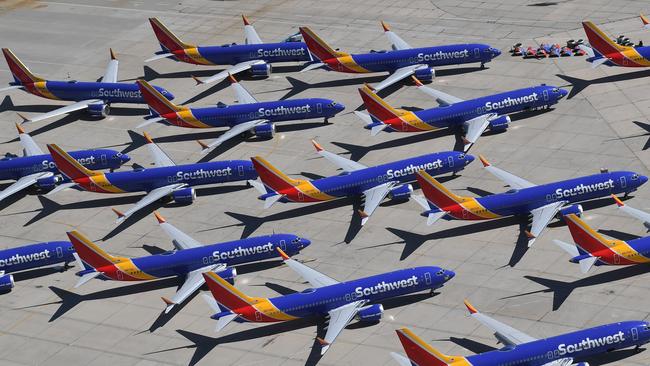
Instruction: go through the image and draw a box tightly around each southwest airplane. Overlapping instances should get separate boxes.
[553,195,650,273]
[391,300,650,366]
[0,241,75,292]
[137,76,344,153]
[146,15,310,85]
[414,155,647,246]
[581,20,650,68]
[248,140,473,225]
[0,48,174,123]
[202,247,454,355]
[299,22,501,91]
[356,78,567,151]
[46,133,257,223]
[0,123,129,203]
[68,212,310,313]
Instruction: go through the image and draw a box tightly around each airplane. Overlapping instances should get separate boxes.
[414,155,648,246]
[201,247,455,355]
[136,76,344,153]
[553,211,650,274]
[45,133,257,223]
[0,241,75,292]
[146,15,311,85]
[391,299,650,366]
[0,48,174,123]
[581,21,650,68]
[0,123,129,203]
[356,78,567,151]
[611,194,650,229]
[298,22,501,92]
[67,212,311,313]
[248,140,473,225]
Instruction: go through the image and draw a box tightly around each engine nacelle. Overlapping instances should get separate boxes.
[214,267,237,284]
[250,63,272,77]
[87,102,110,118]
[488,115,510,131]
[172,187,196,204]
[357,304,383,322]
[389,184,413,200]
[559,204,583,217]
[0,273,15,292]
[253,123,275,139]
[413,67,435,82]
[36,175,62,190]
[573,363,590,366]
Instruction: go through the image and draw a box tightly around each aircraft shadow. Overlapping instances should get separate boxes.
[557,70,650,99]
[11,265,71,282]
[448,337,497,353]
[598,229,641,241]
[609,121,650,151]
[502,264,650,310]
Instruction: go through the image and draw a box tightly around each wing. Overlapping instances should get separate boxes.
[542,359,574,366]
[16,124,43,156]
[372,64,427,92]
[199,119,267,153]
[242,15,263,44]
[279,249,338,288]
[0,85,23,93]
[527,201,566,247]
[101,49,119,83]
[318,300,366,355]
[412,77,464,105]
[0,172,52,202]
[462,114,495,152]
[154,212,202,250]
[381,21,411,50]
[228,75,258,104]
[612,194,650,227]
[360,182,396,226]
[113,184,186,223]
[479,155,535,190]
[464,300,536,346]
[311,140,366,173]
[196,60,265,85]
[20,99,103,124]
[143,132,175,167]
[162,264,225,313]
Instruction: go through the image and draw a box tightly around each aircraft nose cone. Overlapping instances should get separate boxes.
[559,88,568,99]
[335,103,346,113]
[464,154,475,165]
[641,175,649,185]
[444,270,455,280]
[300,238,312,248]
[120,153,131,164]
[491,48,501,58]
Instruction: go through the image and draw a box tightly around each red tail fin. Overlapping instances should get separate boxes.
[137,79,182,115]
[202,272,256,311]
[358,85,403,121]
[395,328,461,366]
[251,156,304,192]
[582,21,628,56]
[416,171,464,209]
[2,48,44,85]
[46,144,99,180]
[563,214,616,254]
[66,230,121,269]
[148,18,195,52]
[299,26,347,61]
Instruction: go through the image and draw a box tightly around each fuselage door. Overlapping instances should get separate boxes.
[280,240,286,251]
[255,311,262,321]
[101,154,107,165]
[424,272,432,285]
[447,156,454,168]
[116,270,124,280]
[543,90,549,101]
[620,176,627,190]
[298,191,304,201]
[238,165,244,177]
[56,246,63,259]
[614,254,621,264]
[316,103,322,114]
[633,327,639,341]
[474,48,480,59]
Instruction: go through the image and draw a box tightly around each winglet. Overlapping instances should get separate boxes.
[277,247,290,260]
[478,155,490,167]
[15,122,25,134]
[611,194,625,207]
[197,140,209,150]
[109,48,117,60]
[463,299,478,314]
[242,14,251,26]
[112,208,125,219]
[316,337,330,346]
[191,75,204,85]
[363,83,376,92]
[153,211,166,224]
[161,297,175,306]
[143,131,154,144]
[524,230,536,239]
[228,73,238,84]
[311,139,324,152]
[411,76,423,87]
[358,210,369,219]
[381,21,390,32]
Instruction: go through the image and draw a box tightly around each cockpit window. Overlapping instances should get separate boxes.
[328,102,337,107]
[632,174,639,180]
[436,270,444,276]
[552,88,559,93]
[291,238,300,244]
[458,154,465,160]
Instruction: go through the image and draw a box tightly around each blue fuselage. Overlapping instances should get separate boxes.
[184,42,310,65]
[21,80,175,104]
[0,241,74,273]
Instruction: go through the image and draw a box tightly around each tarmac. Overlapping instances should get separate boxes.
[1,0,650,365]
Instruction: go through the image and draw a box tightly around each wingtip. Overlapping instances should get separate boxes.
[242,14,251,26]
[153,211,166,224]
[316,337,330,346]
[363,83,376,92]
[161,296,175,306]
[524,230,536,239]
[191,75,204,85]
[381,21,390,32]
[143,131,154,144]
[109,48,117,60]
[478,155,490,167]
[311,139,323,152]
[111,207,125,218]
[15,122,25,134]
[463,299,478,314]
[228,73,238,84]
[411,75,423,86]
[611,194,625,207]
[276,247,290,260]
[16,112,29,124]
[197,140,209,150]
[358,209,369,219]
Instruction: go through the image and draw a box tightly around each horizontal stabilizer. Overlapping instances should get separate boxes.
[389,352,413,366]
[144,53,174,63]
[75,271,101,288]
[264,194,284,209]
[354,111,373,125]
[371,123,388,136]
[579,256,599,274]
[0,85,23,93]
[300,62,324,72]
[552,239,581,257]
[215,313,238,332]
[248,179,267,194]
[427,211,447,226]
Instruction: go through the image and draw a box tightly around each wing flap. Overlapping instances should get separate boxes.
[0,172,51,202]
[163,264,225,313]
[195,60,265,85]
[319,300,365,355]
[21,99,102,124]
[199,119,267,154]
[360,182,396,225]
[312,140,366,173]
[479,155,535,190]
[372,64,427,92]
[527,201,566,246]
[114,184,186,223]
[279,249,338,288]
